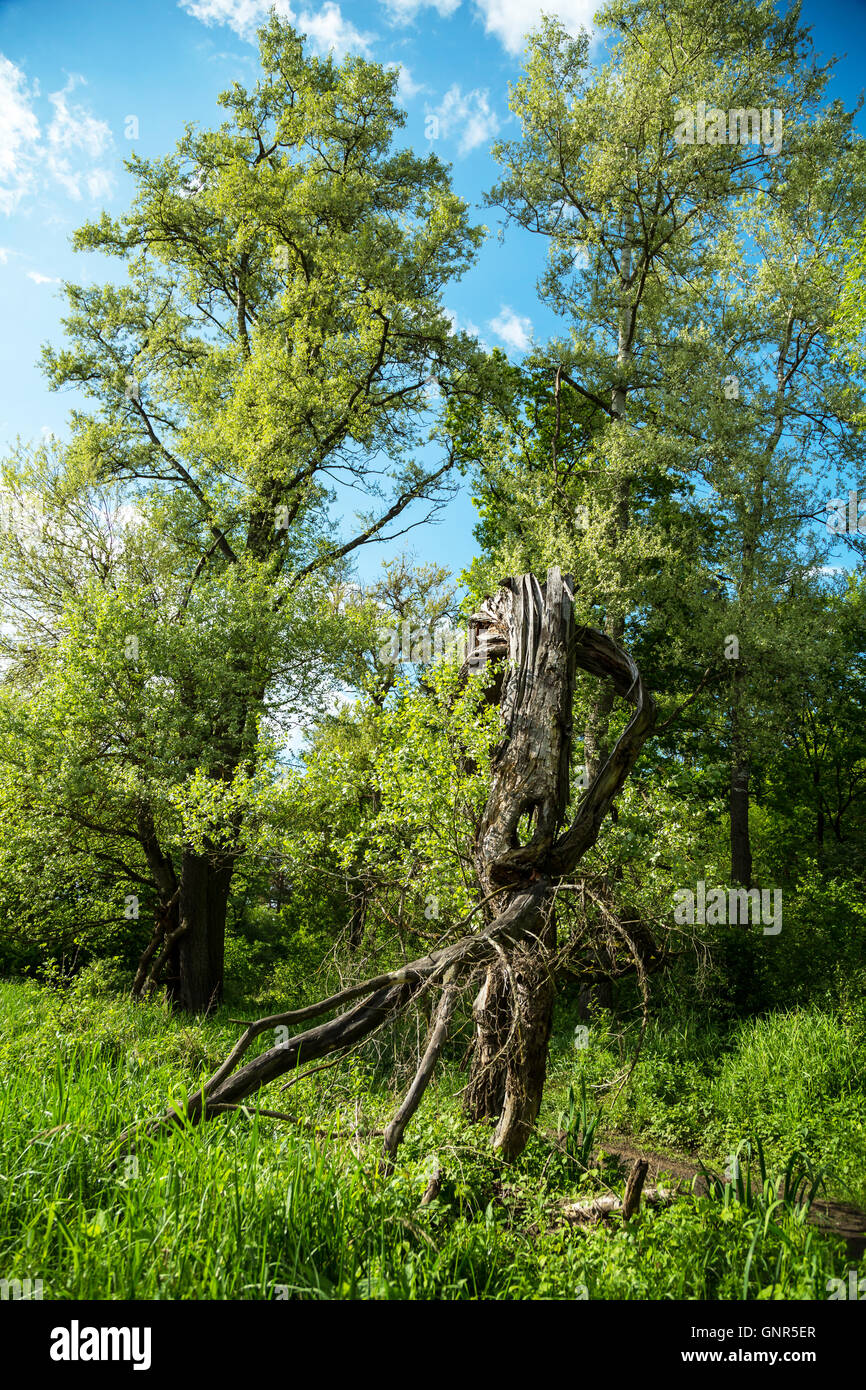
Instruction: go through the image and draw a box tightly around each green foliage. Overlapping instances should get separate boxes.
[556,1077,601,1171]
[552,1001,866,1205]
[699,1139,825,1219]
[261,659,501,969]
[0,15,485,993]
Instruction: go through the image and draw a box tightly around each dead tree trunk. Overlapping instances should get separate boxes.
[122,568,655,1161]
[463,571,575,1155]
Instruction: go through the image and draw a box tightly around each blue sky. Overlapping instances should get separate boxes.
[1,0,865,583]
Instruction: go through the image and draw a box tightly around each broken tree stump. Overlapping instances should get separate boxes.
[119,568,656,1163]
[622,1157,650,1222]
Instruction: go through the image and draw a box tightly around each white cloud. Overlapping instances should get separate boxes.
[47,76,112,159]
[86,167,115,199]
[444,305,481,339]
[44,154,83,200]
[300,3,373,58]
[0,245,14,263]
[0,58,115,212]
[380,0,461,22]
[26,270,59,284]
[489,303,532,352]
[180,0,373,56]
[180,0,292,38]
[0,56,41,215]
[426,84,499,156]
[379,0,595,53]
[386,61,426,100]
[472,0,596,54]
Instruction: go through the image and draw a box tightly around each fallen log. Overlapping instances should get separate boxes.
[561,1186,675,1224]
[593,1136,866,1258]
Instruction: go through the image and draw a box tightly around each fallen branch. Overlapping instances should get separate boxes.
[561,1185,674,1223]
[419,1165,442,1207]
[383,981,459,1158]
[119,886,548,1149]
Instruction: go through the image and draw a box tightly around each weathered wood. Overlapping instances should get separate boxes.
[465,571,575,1153]
[561,1185,674,1223]
[119,884,549,1146]
[419,1166,442,1206]
[465,568,656,1157]
[121,567,656,1161]
[584,1137,866,1258]
[622,1157,650,1221]
[474,570,577,891]
[549,624,656,876]
[383,982,459,1158]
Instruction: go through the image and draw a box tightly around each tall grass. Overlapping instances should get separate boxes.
[0,977,854,1300]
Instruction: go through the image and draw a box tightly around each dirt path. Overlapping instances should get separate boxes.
[596,1133,866,1258]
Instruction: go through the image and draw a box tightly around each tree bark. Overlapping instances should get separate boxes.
[463,569,655,1157]
[730,756,752,886]
[168,848,234,1014]
[490,917,557,1158]
[463,571,573,1154]
[464,963,510,1119]
[132,805,180,999]
[465,919,558,1157]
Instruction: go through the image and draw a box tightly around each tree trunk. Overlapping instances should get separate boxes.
[465,919,558,1155]
[730,756,752,886]
[347,889,368,951]
[814,765,825,852]
[464,964,510,1119]
[463,572,574,1153]
[168,849,234,1014]
[490,914,557,1157]
[132,806,180,999]
[463,571,655,1157]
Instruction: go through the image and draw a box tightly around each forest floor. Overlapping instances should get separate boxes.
[0,970,864,1300]
[582,1136,866,1258]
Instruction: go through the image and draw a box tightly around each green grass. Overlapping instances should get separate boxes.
[0,974,858,1300]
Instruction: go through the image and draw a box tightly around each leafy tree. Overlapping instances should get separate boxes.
[0,17,483,1011]
[458,0,866,886]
